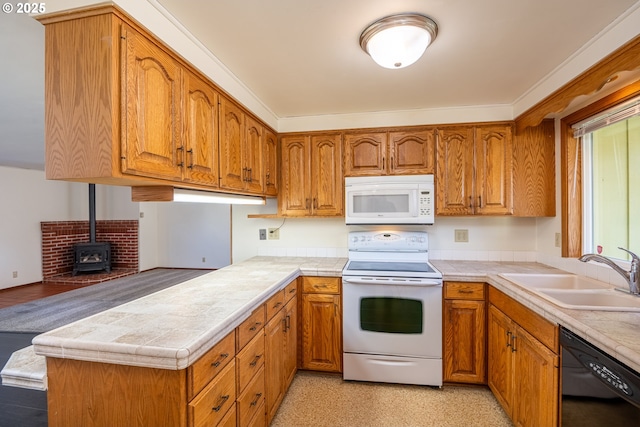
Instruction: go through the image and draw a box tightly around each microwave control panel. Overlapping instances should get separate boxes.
[419,190,433,219]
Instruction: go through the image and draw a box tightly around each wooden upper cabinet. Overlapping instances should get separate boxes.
[183,70,219,186]
[219,99,246,191]
[279,133,343,217]
[263,130,278,196]
[343,132,386,176]
[474,125,513,215]
[244,116,265,193]
[344,128,435,176]
[388,130,435,174]
[436,124,513,216]
[121,24,183,181]
[310,134,343,216]
[219,98,265,194]
[279,135,311,216]
[436,127,475,215]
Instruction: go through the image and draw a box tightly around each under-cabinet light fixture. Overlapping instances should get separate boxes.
[360,13,438,69]
[173,188,266,205]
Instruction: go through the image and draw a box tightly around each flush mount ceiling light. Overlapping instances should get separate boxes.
[360,13,438,69]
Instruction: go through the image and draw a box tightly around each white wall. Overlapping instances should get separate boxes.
[155,202,231,269]
[0,167,84,289]
[232,199,538,264]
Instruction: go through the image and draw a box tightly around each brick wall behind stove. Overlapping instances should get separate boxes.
[41,220,139,278]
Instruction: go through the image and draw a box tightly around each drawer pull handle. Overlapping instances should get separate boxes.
[212,395,229,412]
[250,393,263,407]
[289,288,296,294]
[273,302,282,309]
[249,355,262,367]
[285,314,291,331]
[458,289,474,294]
[211,353,229,368]
[249,321,262,331]
[511,335,517,353]
[506,331,512,348]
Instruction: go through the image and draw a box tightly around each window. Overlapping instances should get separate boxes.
[574,99,640,261]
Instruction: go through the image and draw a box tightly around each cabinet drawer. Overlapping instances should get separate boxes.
[444,282,485,300]
[246,401,266,427]
[265,290,285,322]
[188,331,236,400]
[236,331,265,393]
[237,305,265,351]
[284,279,298,302]
[237,366,265,427]
[301,276,341,294]
[188,360,236,427]
[218,404,237,427]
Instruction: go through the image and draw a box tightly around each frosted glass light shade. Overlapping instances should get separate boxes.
[360,14,438,69]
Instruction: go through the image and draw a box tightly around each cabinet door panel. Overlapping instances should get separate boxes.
[487,305,514,417]
[219,99,245,191]
[301,293,342,372]
[279,136,311,216]
[444,299,486,384]
[513,326,558,427]
[475,125,513,215]
[122,25,182,180]
[343,132,386,176]
[310,134,343,215]
[265,311,285,424]
[283,298,297,389]
[436,127,475,215]
[245,116,264,193]
[184,71,219,186]
[389,129,435,174]
[263,130,278,196]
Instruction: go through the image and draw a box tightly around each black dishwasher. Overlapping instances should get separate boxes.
[560,327,640,426]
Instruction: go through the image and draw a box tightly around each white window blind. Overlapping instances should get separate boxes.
[572,96,640,138]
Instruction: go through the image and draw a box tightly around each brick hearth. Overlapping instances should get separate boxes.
[41,220,139,285]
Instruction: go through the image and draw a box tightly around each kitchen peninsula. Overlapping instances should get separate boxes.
[3,257,640,427]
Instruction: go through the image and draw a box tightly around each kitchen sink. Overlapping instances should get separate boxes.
[537,289,640,311]
[499,273,613,290]
[499,273,640,312]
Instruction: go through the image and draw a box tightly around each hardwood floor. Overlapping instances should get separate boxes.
[0,282,95,309]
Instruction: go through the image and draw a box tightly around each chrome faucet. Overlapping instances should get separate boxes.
[579,247,640,295]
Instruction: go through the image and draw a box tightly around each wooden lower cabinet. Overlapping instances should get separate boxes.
[300,277,342,373]
[443,282,486,384]
[488,287,559,427]
[265,297,297,423]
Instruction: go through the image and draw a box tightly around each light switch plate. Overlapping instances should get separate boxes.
[259,229,267,240]
[454,229,469,243]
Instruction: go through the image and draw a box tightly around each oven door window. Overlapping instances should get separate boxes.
[360,297,423,334]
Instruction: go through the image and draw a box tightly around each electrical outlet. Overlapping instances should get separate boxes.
[139,212,145,218]
[268,228,280,240]
[259,229,267,240]
[202,257,206,263]
[454,229,469,243]
[12,271,18,279]
[555,233,561,248]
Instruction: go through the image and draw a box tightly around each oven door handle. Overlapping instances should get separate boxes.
[342,277,442,287]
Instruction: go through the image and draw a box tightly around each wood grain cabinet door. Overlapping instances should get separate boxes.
[512,326,559,427]
[474,125,513,215]
[487,304,515,418]
[301,293,342,372]
[244,116,265,193]
[183,70,219,186]
[263,130,278,196]
[388,129,435,174]
[444,298,486,384]
[436,127,475,215]
[343,132,386,176]
[279,135,311,216]
[121,24,183,181]
[264,311,285,424]
[219,98,246,191]
[310,133,343,215]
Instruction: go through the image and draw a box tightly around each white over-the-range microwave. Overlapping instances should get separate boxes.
[344,175,435,225]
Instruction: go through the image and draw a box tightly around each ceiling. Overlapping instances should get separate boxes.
[1,0,639,170]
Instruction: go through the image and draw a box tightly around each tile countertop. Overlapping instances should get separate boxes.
[8,257,639,389]
[30,257,347,371]
[433,260,640,373]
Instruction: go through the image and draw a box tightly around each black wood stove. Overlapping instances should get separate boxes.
[72,184,112,276]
